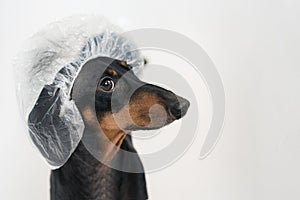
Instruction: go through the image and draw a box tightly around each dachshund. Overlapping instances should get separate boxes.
[29,57,190,200]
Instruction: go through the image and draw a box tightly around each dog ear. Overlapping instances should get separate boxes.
[28,67,84,168]
[27,57,112,168]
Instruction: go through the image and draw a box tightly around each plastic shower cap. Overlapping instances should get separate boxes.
[14,15,145,168]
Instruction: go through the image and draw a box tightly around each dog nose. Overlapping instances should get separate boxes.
[170,96,190,119]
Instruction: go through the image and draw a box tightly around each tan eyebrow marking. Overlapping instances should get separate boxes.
[120,60,132,70]
[107,69,118,76]
[120,60,128,67]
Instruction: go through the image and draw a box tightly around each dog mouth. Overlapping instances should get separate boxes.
[166,115,177,124]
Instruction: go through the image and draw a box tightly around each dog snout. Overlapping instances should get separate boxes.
[170,96,190,120]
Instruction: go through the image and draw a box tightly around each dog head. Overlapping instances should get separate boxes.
[90,58,190,133]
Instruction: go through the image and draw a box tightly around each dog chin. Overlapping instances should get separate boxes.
[124,125,161,132]
[124,116,176,132]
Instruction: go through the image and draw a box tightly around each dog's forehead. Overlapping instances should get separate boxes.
[104,60,133,76]
[120,60,132,70]
[112,59,132,70]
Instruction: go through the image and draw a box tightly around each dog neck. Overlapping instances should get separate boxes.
[99,113,128,148]
[50,136,148,200]
[50,141,122,200]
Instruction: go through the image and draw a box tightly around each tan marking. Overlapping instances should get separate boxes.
[98,113,128,148]
[120,60,128,67]
[128,92,170,128]
[83,107,127,153]
[107,69,118,76]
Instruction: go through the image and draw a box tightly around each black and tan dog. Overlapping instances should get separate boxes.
[29,57,189,200]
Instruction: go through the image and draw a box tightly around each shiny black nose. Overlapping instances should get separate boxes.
[170,96,190,119]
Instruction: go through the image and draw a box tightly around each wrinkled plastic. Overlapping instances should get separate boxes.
[14,15,144,169]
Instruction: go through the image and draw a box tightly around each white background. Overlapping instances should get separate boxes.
[1,0,300,199]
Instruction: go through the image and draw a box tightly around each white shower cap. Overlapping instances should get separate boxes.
[14,15,144,168]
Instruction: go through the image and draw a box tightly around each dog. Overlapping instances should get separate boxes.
[29,57,190,200]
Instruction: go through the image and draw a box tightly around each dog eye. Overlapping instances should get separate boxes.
[99,77,114,92]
